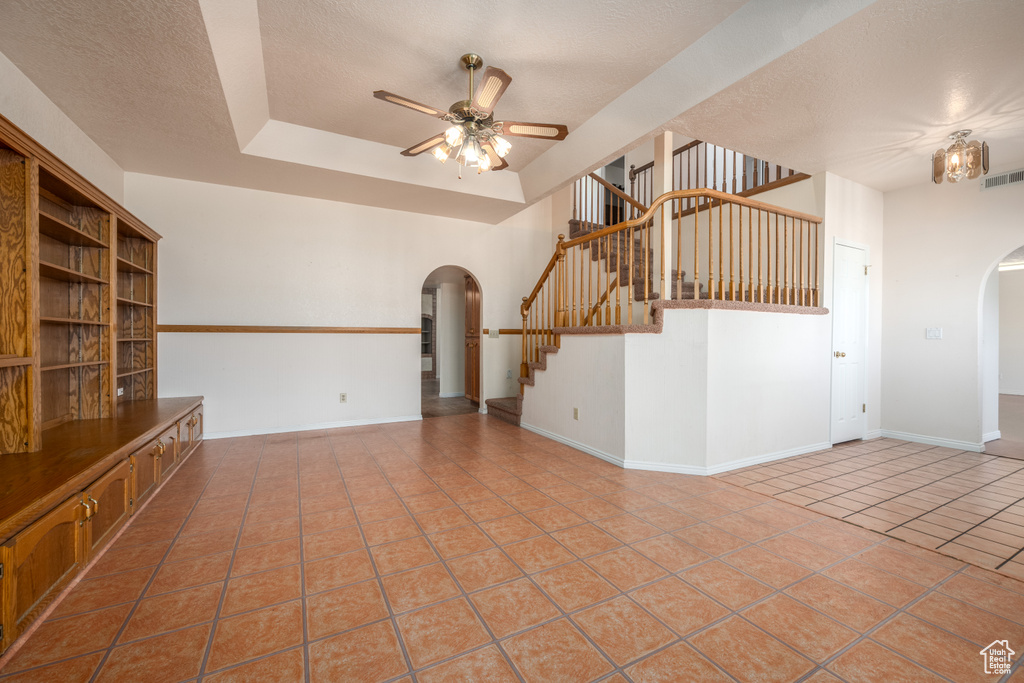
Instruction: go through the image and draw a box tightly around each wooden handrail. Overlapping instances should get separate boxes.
[564,188,821,251]
[522,250,561,311]
[588,173,648,214]
[582,276,619,326]
[628,161,654,181]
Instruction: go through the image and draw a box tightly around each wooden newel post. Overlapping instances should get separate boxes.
[520,297,529,392]
[554,235,568,327]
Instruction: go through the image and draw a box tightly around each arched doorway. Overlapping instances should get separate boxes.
[420,266,482,419]
[981,245,1024,458]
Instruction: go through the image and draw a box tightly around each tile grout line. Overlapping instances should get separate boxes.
[82,440,238,682]
[193,437,268,679]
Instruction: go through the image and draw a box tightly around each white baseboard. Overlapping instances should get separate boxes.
[520,423,626,468]
[521,422,830,476]
[864,429,883,440]
[879,429,983,453]
[205,414,422,440]
[439,392,465,398]
[624,442,833,476]
[983,430,1002,443]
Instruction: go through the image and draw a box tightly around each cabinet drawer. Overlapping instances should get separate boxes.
[182,406,203,456]
[85,459,131,557]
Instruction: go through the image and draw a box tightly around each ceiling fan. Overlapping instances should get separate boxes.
[373,53,569,175]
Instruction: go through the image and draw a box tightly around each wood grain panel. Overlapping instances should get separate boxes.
[0,366,30,452]
[157,325,420,334]
[0,148,28,358]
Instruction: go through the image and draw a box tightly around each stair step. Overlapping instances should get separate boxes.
[485,396,522,427]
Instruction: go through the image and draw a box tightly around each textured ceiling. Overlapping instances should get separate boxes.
[257,0,744,172]
[0,0,1021,221]
[668,0,1024,193]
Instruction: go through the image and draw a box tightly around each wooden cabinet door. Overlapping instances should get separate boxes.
[464,276,481,403]
[131,439,161,513]
[85,459,131,558]
[0,494,86,651]
[184,407,203,456]
[154,425,178,480]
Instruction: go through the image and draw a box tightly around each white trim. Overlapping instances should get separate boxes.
[520,423,626,468]
[522,421,830,476]
[439,392,465,398]
[479,406,488,414]
[879,429,983,453]
[983,430,1002,443]
[864,429,883,440]
[205,414,422,439]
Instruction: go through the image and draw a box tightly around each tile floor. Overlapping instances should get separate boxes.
[718,437,1024,579]
[2,416,1023,682]
[420,379,479,419]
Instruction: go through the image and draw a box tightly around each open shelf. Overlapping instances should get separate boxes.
[117,297,153,308]
[40,361,110,372]
[116,257,152,275]
[40,317,108,326]
[0,356,32,369]
[116,367,153,378]
[38,211,107,249]
[118,337,152,342]
[39,261,108,285]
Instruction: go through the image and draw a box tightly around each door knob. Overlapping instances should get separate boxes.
[834,351,846,358]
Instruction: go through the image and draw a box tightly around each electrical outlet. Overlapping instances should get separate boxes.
[925,327,943,340]
[506,369,512,379]
[117,387,124,397]
[573,407,579,420]
[339,393,348,403]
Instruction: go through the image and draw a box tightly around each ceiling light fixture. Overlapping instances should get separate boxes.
[375,54,569,178]
[932,130,989,184]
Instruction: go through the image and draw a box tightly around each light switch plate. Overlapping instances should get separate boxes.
[925,327,943,340]
[489,330,499,338]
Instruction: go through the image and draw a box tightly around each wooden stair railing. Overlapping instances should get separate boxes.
[520,188,822,392]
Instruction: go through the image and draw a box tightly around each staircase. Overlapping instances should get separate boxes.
[487,147,815,428]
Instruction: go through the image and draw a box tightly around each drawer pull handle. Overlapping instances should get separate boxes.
[80,499,94,519]
[157,440,165,456]
[88,495,99,516]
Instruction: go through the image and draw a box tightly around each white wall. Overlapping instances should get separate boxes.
[982,272,999,439]
[125,173,553,437]
[883,178,1024,449]
[0,50,124,202]
[520,335,627,460]
[521,307,831,474]
[1000,268,1024,395]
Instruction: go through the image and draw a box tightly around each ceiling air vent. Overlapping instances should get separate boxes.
[981,168,1024,191]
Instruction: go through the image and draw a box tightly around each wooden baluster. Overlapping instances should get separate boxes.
[556,235,566,325]
[521,299,528,391]
[773,213,779,303]
[730,202,736,301]
[794,220,802,305]
[708,196,715,300]
[615,231,622,324]
[643,220,650,324]
[604,234,611,325]
[627,225,634,323]
[718,200,724,299]
[676,202,682,300]
[694,198,700,300]
[782,215,789,304]
[757,210,763,303]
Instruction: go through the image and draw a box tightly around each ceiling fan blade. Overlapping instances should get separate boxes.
[471,67,512,116]
[373,90,450,119]
[400,133,446,157]
[498,121,569,140]
[481,141,509,171]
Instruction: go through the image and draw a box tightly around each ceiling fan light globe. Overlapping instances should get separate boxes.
[432,142,452,163]
[478,154,492,172]
[444,126,464,147]
[492,135,511,158]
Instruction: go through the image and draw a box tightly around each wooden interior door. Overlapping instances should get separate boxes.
[464,276,481,403]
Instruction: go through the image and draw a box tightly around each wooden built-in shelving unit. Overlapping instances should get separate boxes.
[0,112,202,656]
